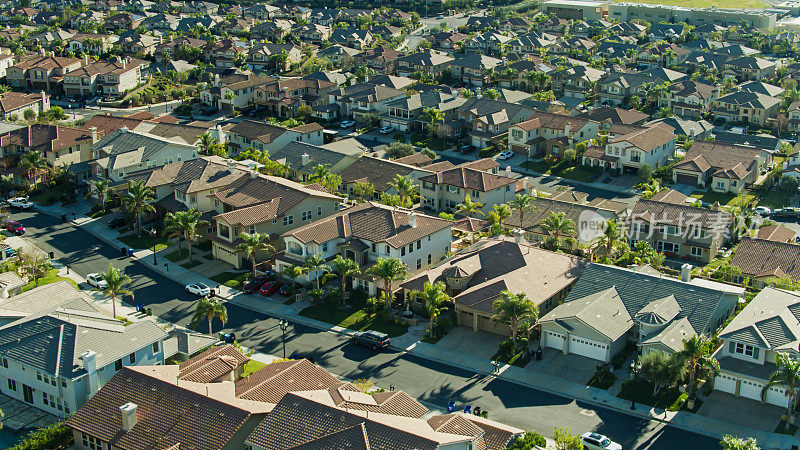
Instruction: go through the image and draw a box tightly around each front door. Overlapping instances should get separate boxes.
[22,384,33,404]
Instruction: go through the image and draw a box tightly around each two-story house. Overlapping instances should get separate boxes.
[419,162,521,215]
[712,90,780,126]
[291,23,331,43]
[210,173,343,268]
[507,111,600,158]
[277,202,452,295]
[659,79,718,120]
[227,120,323,157]
[329,28,373,50]
[91,127,198,182]
[722,56,776,82]
[381,91,467,132]
[395,50,454,79]
[353,46,403,74]
[247,43,303,72]
[549,65,605,100]
[449,54,502,87]
[328,83,406,122]
[0,123,95,168]
[463,31,513,56]
[63,57,146,98]
[251,19,293,42]
[270,141,361,183]
[457,97,535,148]
[672,141,767,194]
[0,91,49,120]
[598,72,666,107]
[7,54,83,94]
[200,74,277,112]
[66,33,116,55]
[253,78,336,119]
[584,123,675,173]
[339,155,434,199]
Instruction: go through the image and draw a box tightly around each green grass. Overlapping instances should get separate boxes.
[165,249,189,263]
[241,360,266,378]
[203,254,215,261]
[181,259,203,269]
[210,271,250,289]
[617,379,685,411]
[631,0,763,6]
[587,367,616,390]
[115,316,132,326]
[690,191,754,207]
[560,166,600,183]
[300,300,409,337]
[20,268,79,293]
[118,232,172,251]
[521,160,601,183]
[29,184,71,206]
[757,190,788,210]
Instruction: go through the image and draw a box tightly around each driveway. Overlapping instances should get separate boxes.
[527,348,599,385]
[697,391,785,432]
[435,327,504,360]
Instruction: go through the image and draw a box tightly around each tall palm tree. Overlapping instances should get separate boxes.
[180,209,207,264]
[122,180,156,237]
[20,151,48,190]
[327,255,360,307]
[540,211,576,250]
[680,334,719,404]
[762,353,800,426]
[510,193,536,225]
[97,265,132,319]
[389,174,417,207]
[491,291,539,350]
[413,281,449,338]
[456,194,484,217]
[422,107,444,137]
[198,132,218,156]
[490,203,511,228]
[163,211,184,252]
[366,257,409,309]
[88,178,110,210]
[592,219,627,261]
[309,164,330,182]
[235,232,275,278]
[282,265,307,297]
[190,296,228,337]
[303,253,329,291]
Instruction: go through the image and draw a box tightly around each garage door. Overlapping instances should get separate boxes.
[545,331,565,351]
[676,173,698,185]
[459,311,474,328]
[740,379,764,401]
[479,316,511,335]
[569,336,608,361]
[765,385,787,407]
[715,373,737,395]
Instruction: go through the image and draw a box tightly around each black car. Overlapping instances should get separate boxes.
[279,284,294,296]
[352,330,390,350]
[107,217,126,228]
[242,275,271,294]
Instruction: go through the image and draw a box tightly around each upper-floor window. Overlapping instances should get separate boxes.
[282,215,294,226]
[733,342,755,357]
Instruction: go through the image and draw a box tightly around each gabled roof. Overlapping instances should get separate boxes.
[543,286,633,340]
[731,237,800,281]
[339,156,428,192]
[674,140,761,175]
[270,141,360,173]
[179,344,249,383]
[609,123,674,151]
[719,287,800,352]
[756,225,796,243]
[234,359,341,404]
[630,199,731,230]
[0,123,93,154]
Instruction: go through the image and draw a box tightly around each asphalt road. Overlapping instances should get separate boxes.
[16,210,718,449]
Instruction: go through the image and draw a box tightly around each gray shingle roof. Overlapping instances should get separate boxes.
[719,287,800,352]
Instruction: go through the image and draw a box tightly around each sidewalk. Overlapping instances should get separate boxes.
[32,202,797,449]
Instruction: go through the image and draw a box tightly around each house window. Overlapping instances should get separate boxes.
[656,241,679,253]
[153,341,159,353]
[408,243,413,253]
[447,185,460,194]
[416,239,421,250]
[734,342,755,357]
[189,194,197,203]
[82,433,105,450]
[302,210,312,221]
[282,215,294,226]
[401,246,406,256]
[317,206,323,216]
[7,379,16,391]
[691,246,703,258]
[427,254,432,264]
[416,258,422,270]
[693,228,706,239]
[471,190,480,197]
[129,353,136,364]
[1,357,7,368]
[218,223,231,239]
[115,359,123,372]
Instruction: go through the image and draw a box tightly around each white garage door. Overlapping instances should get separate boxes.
[765,385,787,407]
[569,336,608,361]
[740,379,764,401]
[715,374,737,395]
[545,331,565,351]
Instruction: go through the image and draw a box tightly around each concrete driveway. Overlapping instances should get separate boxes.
[435,327,504,360]
[527,348,600,385]
[697,391,785,432]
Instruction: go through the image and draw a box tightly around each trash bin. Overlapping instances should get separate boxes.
[447,401,456,413]
[473,406,481,416]
[60,213,66,222]
[121,246,127,256]
[463,405,472,414]
[127,248,134,257]
[210,289,216,297]
[48,251,54,259]
[222,333,236,343]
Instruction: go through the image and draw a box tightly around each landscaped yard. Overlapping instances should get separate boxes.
[241,359,267,377]
[118,232,172,251]
[20,268,79,293]
[617,379,688,412]
[165,249,189,263]
[181,260,203,269]
[210,271,250,289]
[756,191,787,210]
[521,160,601,183]
[29,184,72,206]
[689,190,754,207]
[300,299,408,337]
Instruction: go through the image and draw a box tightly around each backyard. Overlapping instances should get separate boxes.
[20,268,79,293]
[521,159,602,183]
[689,190,755,207]
[299,297,409,337]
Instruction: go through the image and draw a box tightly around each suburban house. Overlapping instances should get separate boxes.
[328,83,406,122]
[62,57,147,98]
[353,46,403,73]
[339,156,434,200]
[597,72,669,107]
[457,97,535,148]
[549,65,605,100]
[0,123,95,168]
[450,54,502,87]
[712,90,780,126]
[395,50,454,79]
[210,173,342,268]
[713,287,800,407]
[658,79,718,120]
[722,56,776,81]
[199,74,275,112]
[253,78,337,120]
[270,141,361,182]
[226,120,324,157]
[277,202,452,295]
[7,54,83,94]
[419,163,521,215]
[582,123,675,173]
[402,237,588,335]
[0,282,167,419]
[672,141,767,193]
[730,237,800,288]
[627,199,733,264]
[507,111,600,158]
[540,264,740,362]
[381,91,467,132]
[0,91,49,120]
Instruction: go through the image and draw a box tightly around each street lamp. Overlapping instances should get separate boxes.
[629,361,642,410]
[279,319,289,359]
[149,228,158,265]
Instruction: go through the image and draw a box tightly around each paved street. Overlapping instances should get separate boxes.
[12,209,720,449]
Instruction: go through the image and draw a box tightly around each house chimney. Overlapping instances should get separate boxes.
[301,153,310,166]
[40,90,46,107]
[514,228,524,244]
[120,126,129,133]
[119,403,138,432]
[216,124,225,144]
[523,177,529,193]
[250,169,258,178]
[213,74,220,88]
[39,47,45,56]
[408,212,417,228]
[564,120,571,137]
[80,350,98,396]
[89,126,98,143]
[681,263,692,282]
[504,165,512,178]
[227,160,236,173]
[121,58,126,69]
[84,54,89,65]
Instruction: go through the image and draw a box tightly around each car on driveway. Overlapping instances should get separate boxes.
[4,221,24,235]
[755,206,771,216]
[580,432,622,450]
[86,273,107,289]
[340,120,355,129]
[185,282,212,296]
[352,330,390,350]
[497,150,514,160]
[242,275,270,294]
[8,197,33,209]
[107,217,126,229]
[259,281,282,296]
[379,126,393,134]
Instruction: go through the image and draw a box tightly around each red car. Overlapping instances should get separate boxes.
[5,221,24,235]
[259,281,282,296]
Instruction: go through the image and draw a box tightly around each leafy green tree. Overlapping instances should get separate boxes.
[491,291,538,350]
[198,132,218,155]
[639,163,653,182]
[386,142,414,158]
[456,194,484,217]
[510,194,536,225]
[422,107,444,138]
[720,435,760,450]
[638,350,684,396]
[351,181,375,202]
[680,334,719,401]
[282,265,307,297]
[553,427,582,450]
[20,150,48,189]
[23,108,36,122]
[88,178,110,210]
[592,219,627,261]
[508,431,547,449]
[236,232,275,278]
[97,265,132,319]
[190,295,228,337]
[122,180,156,237]
[366,257,409,308]
[19,249,50,287]
[488,203,511,228]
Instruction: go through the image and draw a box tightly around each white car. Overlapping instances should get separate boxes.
[185,282,212,296]
[755,206,771,216]
[379,126,393,134]
[580,432,622,450]
[86,273,107,289]
[340,120,355,129]
[8,197,33,209]
[497,150,514,160]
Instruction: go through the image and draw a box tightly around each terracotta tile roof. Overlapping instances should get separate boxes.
[283,201,451,248]
[630,199,732,229]
[0,91,46,113]
[82,113,144,139]
[674,140,761,175]
[179,344,250,383]
[610,123,674,151]
[13,55,81,70]
[289,423,370,449]
[212,173,341,211]
[731,237,800,280]
[460,158,500,172]
[127,156,248,194]
[526,110,596,131]
[234,359,340,403]
[0,124,92,154]
[458,413,524,450]
[214,198,281,227]
[393,153,434,167]
[756,225,796,243]
[650,189,689,205]
[66,367,254,450]
[418,166,516,192]
[452,217,490,233]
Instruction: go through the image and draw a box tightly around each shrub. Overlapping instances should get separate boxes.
[509,431,547,449]
[11,421,73,450]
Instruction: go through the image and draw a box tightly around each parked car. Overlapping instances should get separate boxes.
[86,273,107,289]
[279,284,294,296]
[5,221,24,235]
[580,432,622,450]
[185,283,212,296]
[242,275,270,294]
[497,150,514,160]
[4,247,16,258]
[755,206,771,216]
[259,281,282,296]
[340,120,355,129]
[772,208,800,219]
[379,126,393,134]
[107,217,126,229]
[352,330,390,350]
[459,145,472,154]
[8,197,33,209]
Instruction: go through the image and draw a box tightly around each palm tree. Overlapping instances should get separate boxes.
[592,219,627,261]
[327,255,360,307]
[490,203,511,228]
[680,334,719,406]
[762,353,800,426]
[413,281,449,338]
[540,211,576,250]
[303,253,329,292]
[389,174,417,207]
[366,257,409,309]
[20,151,48,190]
[422,107,444,137]
[198,132,218,156]
[491,291,538,350]
[282,265,307,297]
[456,194,484,217]
[97,265,132,319]
[309,164,330,182]
[180,209,207,264]
[510,193,536,225]
[163,211,184,252]
[190,295,228,337]
[88,178,111,210]
[235,232,275,278]
[122,180,156,237]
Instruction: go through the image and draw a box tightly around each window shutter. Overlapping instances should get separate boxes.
[753,347,759,359]
[729,341,736,353]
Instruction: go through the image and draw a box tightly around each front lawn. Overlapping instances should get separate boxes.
[521,160,601,183]
[21,268,79,293]
[774,420,799,435]
[29,184,72,206]
[164,249,189,263]
[300,299,408,337]
[617,379,685,411]
[690,191,754,207]
[757,190,788,210]
[210,271,250,289]
[181,259,203,269]
[241,359,267,377]
[587,365,616,390]
[118,232,172,251]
